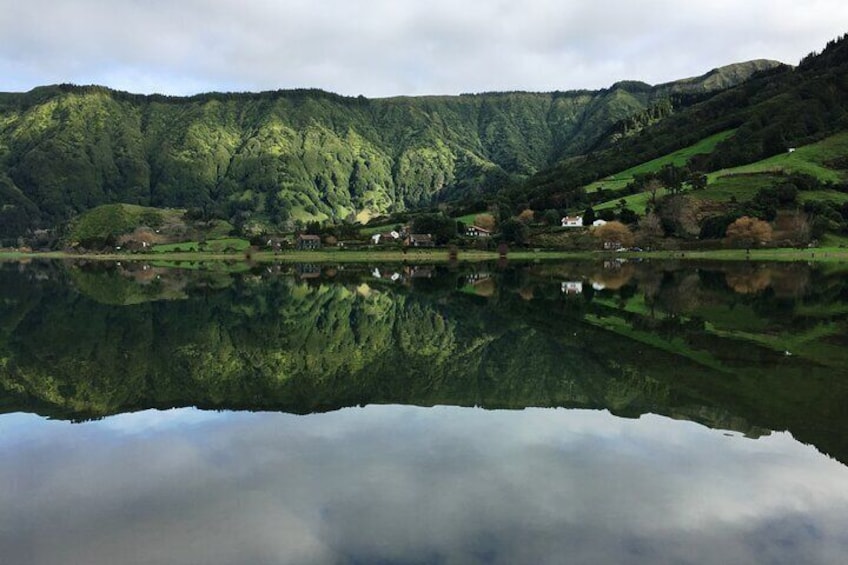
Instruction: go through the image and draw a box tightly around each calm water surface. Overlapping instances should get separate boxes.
[1,259,847,564]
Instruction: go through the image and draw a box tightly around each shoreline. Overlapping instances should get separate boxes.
[2,247,848,264]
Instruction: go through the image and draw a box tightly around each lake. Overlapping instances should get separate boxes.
[2,259,848,564]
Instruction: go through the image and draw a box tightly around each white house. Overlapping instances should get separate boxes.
[561,215,583,227]
[466,225,492,237]
[592,219,608,227]
[372,231,401,245]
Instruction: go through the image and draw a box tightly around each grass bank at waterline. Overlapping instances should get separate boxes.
[5,246,848,265]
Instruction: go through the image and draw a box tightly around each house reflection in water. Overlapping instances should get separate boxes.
[296,263,322,279]
[562,281,583,295]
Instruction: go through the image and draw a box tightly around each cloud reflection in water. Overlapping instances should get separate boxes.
[1,406,847,564]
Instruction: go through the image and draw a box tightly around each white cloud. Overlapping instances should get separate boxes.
[2,406,848,564]
[0,1,846,96]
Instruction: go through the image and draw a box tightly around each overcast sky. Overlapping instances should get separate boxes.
[1,0,846,97]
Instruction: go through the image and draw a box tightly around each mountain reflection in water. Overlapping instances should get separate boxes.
[2,259,847,459]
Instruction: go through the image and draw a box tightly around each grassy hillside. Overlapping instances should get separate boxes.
[518,34,848,215]
[593,131,848,213]
[690,132,848,207]
[708,132,848,185]
[588,129,735,193]
[66,203,235,248]
[69,204,177,245]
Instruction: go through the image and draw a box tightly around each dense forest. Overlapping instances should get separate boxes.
[0,60,780,238]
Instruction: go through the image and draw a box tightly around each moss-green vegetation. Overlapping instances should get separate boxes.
[69,204,180,246]
[799,189,848,205]
[144,260,254,273]
[0,87,636,233]
[707,321,848,369]
[359,221,405,236]
[6,35,848,260]
[821,233,848,247]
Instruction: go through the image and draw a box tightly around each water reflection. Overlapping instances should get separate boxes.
[1,260,848,458]
[2,406,847,564]
[3,259,848,562]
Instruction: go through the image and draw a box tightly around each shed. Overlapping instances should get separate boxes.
[296,234,322,250]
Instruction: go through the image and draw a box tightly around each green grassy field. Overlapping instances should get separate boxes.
[359,222,401,236]
[69,204,186,243]
[637,247,848,262]
[693,173,781,203]
[596,176,848,213]
[822,233,848,247]
[593,132,848,212]
[707,321,848,369]
[710,132,848,185]
[692,133,848,206]
[799,190,848,205]
[586,130,736,193]
[594,189,669,214]
[144,259,255,272]
[454,212,488,225]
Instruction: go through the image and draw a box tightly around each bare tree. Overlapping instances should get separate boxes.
[474,213,496,230]
[725,217,773,248]
[594,221,634,248]
[643,179,663,210]
[637,212,664,248]
[517,209,535,224]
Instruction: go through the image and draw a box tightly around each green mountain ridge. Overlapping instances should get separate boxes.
[658,59,785,93]
[0,60,781,238]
